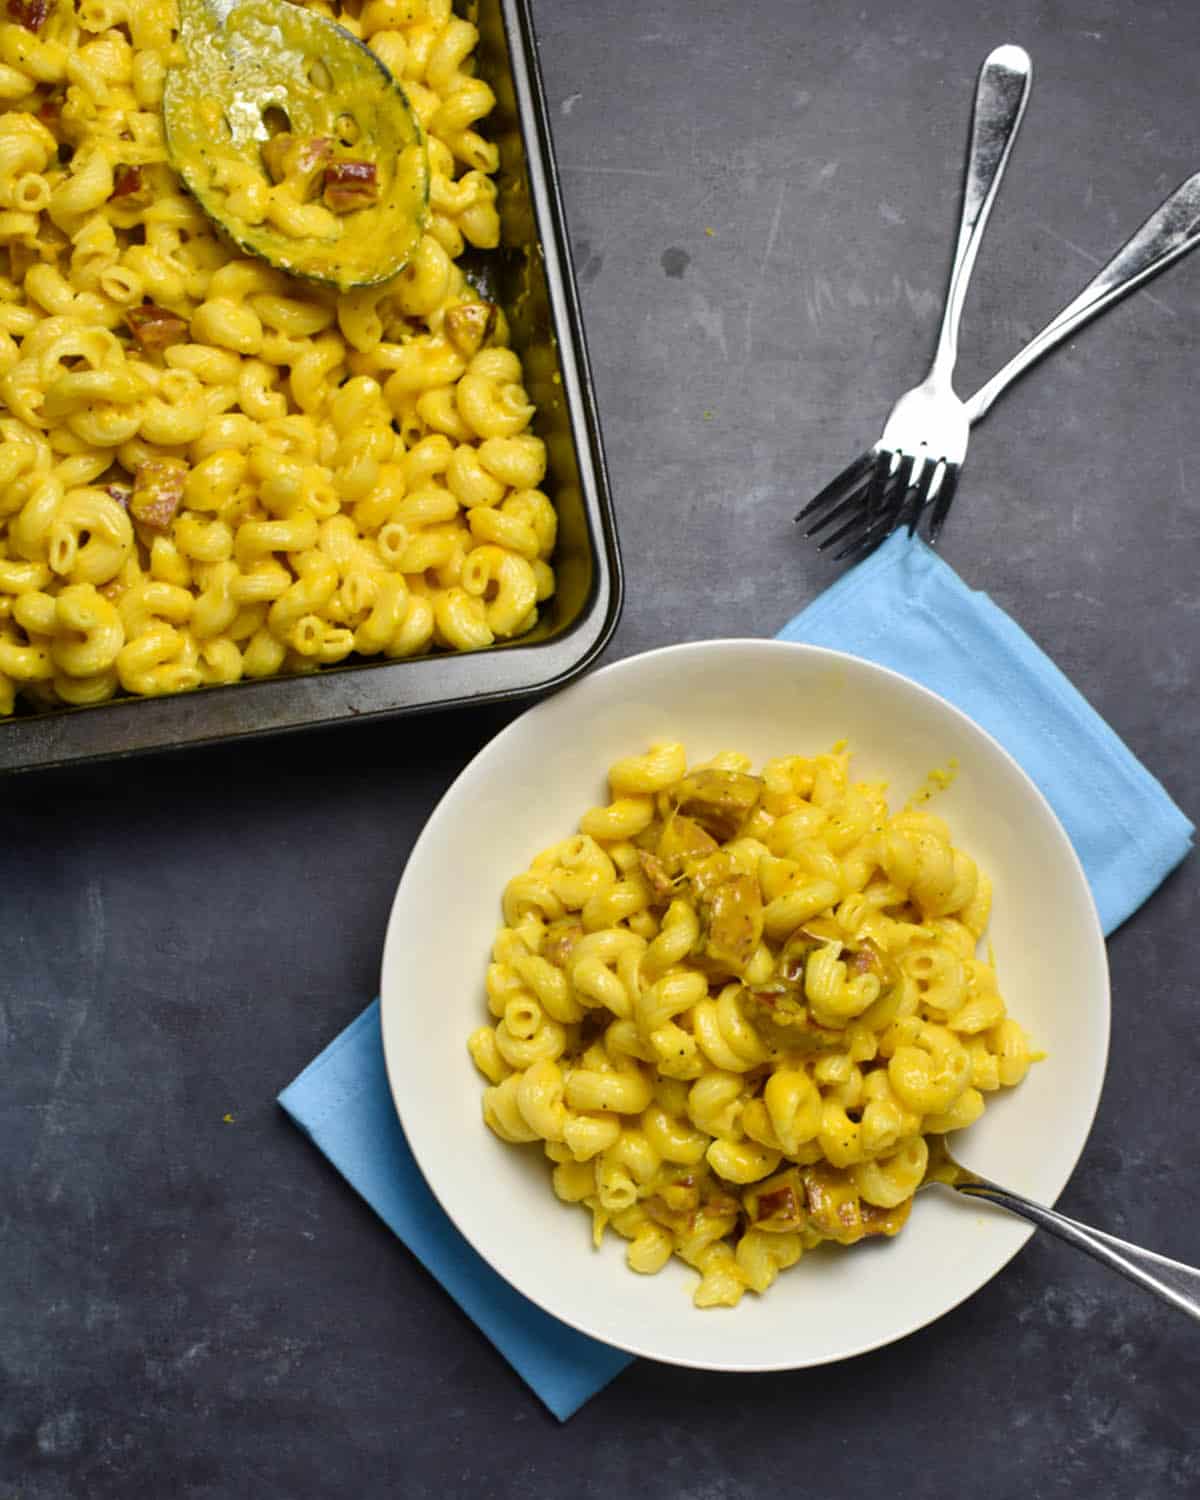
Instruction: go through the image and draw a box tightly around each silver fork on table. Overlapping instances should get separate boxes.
[797,45,1200,561]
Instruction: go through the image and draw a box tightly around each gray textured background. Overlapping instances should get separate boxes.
[4,0,1200,1494]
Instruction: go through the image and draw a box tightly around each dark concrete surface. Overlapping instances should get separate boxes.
[4,2,1200,1495]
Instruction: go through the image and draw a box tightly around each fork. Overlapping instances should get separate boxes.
[798,53,1200,560]
[796,43,1031,559]
[924,1135,1200,1323]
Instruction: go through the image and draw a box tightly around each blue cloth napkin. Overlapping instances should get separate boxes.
[278,1001,630,1421]
[279,530,1192,1420]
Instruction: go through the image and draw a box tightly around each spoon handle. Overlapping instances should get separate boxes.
[953,1178,1200,1322]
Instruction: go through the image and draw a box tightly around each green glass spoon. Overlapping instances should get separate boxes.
[162,0,428,291]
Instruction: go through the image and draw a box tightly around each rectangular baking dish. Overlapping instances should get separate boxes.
[0,0,622,774]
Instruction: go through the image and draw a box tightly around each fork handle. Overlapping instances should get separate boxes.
[966,171,1200,422]
[931,45,1032,379]
[951,1178,1200,1322]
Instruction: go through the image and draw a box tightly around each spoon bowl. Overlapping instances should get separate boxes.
[163,0,428,290]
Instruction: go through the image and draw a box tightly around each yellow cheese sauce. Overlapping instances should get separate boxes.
[163,0,428,290]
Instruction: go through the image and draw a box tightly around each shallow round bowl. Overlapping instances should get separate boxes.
[381,640,1109,1372]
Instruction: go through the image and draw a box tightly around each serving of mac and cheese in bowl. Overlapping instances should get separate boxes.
[381,640,1109,1371]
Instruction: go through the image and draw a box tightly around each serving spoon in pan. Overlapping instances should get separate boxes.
[923,1134,1200,1321]
[162,0,429,291]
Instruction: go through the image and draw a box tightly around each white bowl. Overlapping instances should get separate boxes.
[381,640,1109,1372]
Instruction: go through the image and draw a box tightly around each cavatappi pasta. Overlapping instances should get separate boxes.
[0,0,554,715]
[469,743,1036,1308]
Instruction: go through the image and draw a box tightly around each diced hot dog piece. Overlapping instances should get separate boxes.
[655,813,719,877]
[111,164,144,200]
[261,133,332,194]
[636,849,675,902]
[131,459,188,532]
[124,303,188,349]
[744,1169,806,1232]
[444,300,498,358]
[802,1165,866,1244]
[671,769,763,841]
[322,159,379,212]
[705,873,763,974]
[8,0,49,33]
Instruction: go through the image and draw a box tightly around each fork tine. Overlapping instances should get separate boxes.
[889,454,919,534]
[794,448,876,525]
[925,464,960,544]
[829,452,930,560]
[803,485,872,540]
[862,447,896,527]
[808,450,892,543]
[829,494,907,560]
[818,512,884,555]
[904,457,935,536]
[818,454,907,554]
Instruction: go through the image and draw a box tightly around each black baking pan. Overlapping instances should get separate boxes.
[0,0,622,774]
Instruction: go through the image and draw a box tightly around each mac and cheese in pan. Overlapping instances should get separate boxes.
[0,0,553,715]
[470,744,1035,1308]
